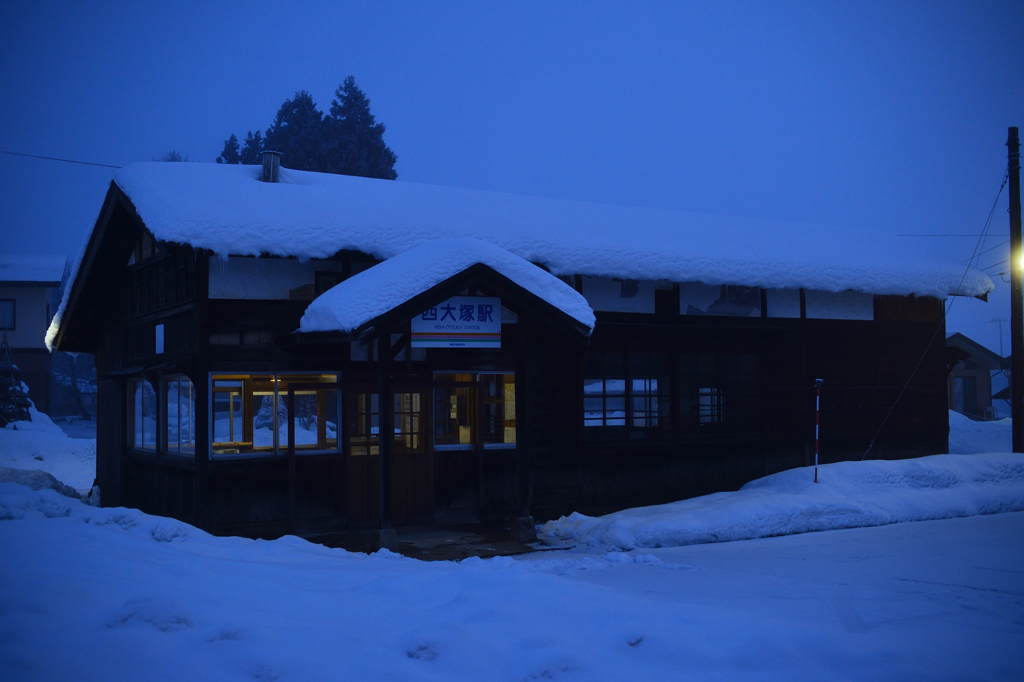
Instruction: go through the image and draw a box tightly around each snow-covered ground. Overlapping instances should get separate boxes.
[2,477,1022,680]
[1,410,1023,679]
[948,409,1012,453]
[0,406,95,493]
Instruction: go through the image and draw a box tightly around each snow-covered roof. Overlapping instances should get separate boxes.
[0,256,66,286]
[300,237,595,334]
[109,162,992,300]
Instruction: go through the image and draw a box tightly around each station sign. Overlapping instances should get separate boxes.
[411,296,501,348]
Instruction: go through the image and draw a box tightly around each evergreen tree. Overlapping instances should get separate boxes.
[156,149,188,162]
[240,131,264,164]
[263,91,325,172]
[0,362,31,426]
[322,76,398,180]
[217,77,397,179]
[216,134,241,164]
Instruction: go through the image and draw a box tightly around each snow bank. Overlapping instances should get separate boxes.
[4,402,68,436]
[0,482,187,533]
[0,415,96,492]
[947,410,1011,454]
[300,237,595,333]
[540,453,1024,551]
[0,468,81,500]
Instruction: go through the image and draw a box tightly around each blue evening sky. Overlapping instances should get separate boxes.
[0,1,1020,352]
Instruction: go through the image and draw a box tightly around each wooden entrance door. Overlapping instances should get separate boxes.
[390,389,432,524]
[345,387,432,527]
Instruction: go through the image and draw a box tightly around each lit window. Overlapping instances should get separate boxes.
[434,373,478,447]
[433,373,516,448]
[278,374,340,451]
[481,374,516,446]
[394,392,426,453]
[349,393,379,456]
[211,373,340,456]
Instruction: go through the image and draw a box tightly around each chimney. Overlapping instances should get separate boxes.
[261,150,282,183]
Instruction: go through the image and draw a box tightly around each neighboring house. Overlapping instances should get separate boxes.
[0,255,66,415]
[48,156,993,545]
[946,332,1007,420]
[992,353,1013,411]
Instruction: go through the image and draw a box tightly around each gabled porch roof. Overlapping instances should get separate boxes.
[298,237,594,340]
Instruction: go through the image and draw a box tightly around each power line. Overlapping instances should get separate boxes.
[898,233,1010,237]
[968,238,1010,261]
[862,167,1010,459]
[983,257,1009,272]
[0,150,121,169]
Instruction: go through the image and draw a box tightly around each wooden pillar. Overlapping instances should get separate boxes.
[193,251,211,530]
[96,378,123,506]
[376,338,398,549]
[1008,127,1023,452]
[512,321,537,542]
[286,386,296,533]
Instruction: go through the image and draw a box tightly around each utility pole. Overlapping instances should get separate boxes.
[1009,127,1022,452]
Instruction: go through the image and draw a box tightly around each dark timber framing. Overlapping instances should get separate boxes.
[53,180,956,543]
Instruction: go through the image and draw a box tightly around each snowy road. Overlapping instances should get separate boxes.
[1,484,1021,681]
[535,513,1024,680]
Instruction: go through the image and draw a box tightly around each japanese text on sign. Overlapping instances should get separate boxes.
[412,296,501,348]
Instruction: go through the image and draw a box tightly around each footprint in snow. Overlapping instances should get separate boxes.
[407,643,438,661]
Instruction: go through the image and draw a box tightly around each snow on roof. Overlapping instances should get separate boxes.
[300,237,595,334]
[0,255,66,285]
[110,162,993,300]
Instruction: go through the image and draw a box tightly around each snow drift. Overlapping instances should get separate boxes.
[540,453,1024,551]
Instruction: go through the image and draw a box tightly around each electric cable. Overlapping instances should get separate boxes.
[861,168,1010,459]
[0,150,121,169]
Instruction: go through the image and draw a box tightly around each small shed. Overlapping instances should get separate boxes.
[946,332,1007,419]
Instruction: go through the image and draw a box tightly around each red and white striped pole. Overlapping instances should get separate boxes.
[814,378,823,483]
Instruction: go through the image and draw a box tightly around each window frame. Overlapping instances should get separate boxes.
[583,352,672,438]
[209,372,342,459]
[679,353,760,435]
[128,379,158,452]
[432,371,517,451]
[163,374,197,457]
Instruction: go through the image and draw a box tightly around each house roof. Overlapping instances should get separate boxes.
[48,161,996,351]
[300,237,595,335]
[108,162,991,299]
[946,332,1007,369]
[0,256,66,286]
